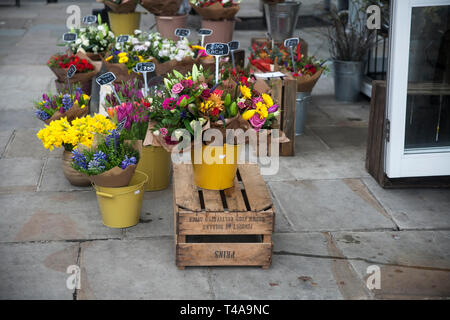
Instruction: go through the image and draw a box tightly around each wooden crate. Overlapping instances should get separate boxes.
[173,163,274,269]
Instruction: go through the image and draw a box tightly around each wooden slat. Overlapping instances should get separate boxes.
[238,164,273,211]
[223,177,248,211]
[177,243,272,267]
[201,190,224,212]
[173,164,201,211]
[280,78,297,156]
[178,210,274,235]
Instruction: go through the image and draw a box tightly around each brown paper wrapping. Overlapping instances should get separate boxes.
[89,164,137,187]
[102,0,138,13]
[102,56,144,83]
[49,52,101,83]
[154,57,197,77]
[139,0,182,16]
[294,69,323,93]
[43,102,89,125]
[191,3,240,21]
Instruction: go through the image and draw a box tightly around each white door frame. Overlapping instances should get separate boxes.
[385,0,450,178]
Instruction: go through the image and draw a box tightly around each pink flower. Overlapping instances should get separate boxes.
[171,83,184,94]
[212,89,223,97]
[162,97,175,110]
[176,94,189,106]
[181,79,193,88]
[237,101,246,109]
[249,113,266,131]
[268,104,279,113]
[160,127,168,136]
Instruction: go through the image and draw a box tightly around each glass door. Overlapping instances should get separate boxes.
[386,0,450,177]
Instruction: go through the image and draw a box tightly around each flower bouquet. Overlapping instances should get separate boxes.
[34,88,90,124]
[71,129,141,187]
[189,0,241,20]
[47,52,101,93]
[36,114,116,186]
[68,15,115,60]
[102,0,138,13]
[104,78,144,109]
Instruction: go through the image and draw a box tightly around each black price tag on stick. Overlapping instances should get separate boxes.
[198,28,212,36]
[67,64,77,79]
[116,35,129,43]
[284,37,299,48]
[82,15,97,24]
[116,117,127,132]
[175,28,190,38]
[135,62,155,73]
[205,43,229,56]
[228,40,240,51]
[62,32,77,42]
[96,72,116,86]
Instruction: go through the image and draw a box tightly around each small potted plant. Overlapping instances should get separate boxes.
[189,0,241,43]
[139,0,187,41]
[36,114,116,186]
[324,3,375,101]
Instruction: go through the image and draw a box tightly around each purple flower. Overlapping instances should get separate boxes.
[35,110,50,121]
[268,104,279,113]
[171,82,184,94]
[201,89,211,99]
[120,155,137,170]
[72,149,87,170]
[181,79,193,88]
[160,128,168,136]
[249,113,266,131]
[42,93,49,101]
[62,94,72,112]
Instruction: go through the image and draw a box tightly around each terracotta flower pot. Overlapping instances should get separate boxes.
[62,150,91,187]
[201,19,235,44]
[155,14,188,41]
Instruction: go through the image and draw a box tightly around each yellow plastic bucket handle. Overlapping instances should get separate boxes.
[96,191,114,198]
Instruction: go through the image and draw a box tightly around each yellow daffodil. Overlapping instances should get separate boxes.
[240,85,251,99]
[118,56,129,64]
[255,101,268,119]
[117,52,127,58]
[262,93,273,108]
[105,55,113,62]
[242,109,256,120]
[82,94,90,101]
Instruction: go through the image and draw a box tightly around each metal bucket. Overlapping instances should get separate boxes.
[296,92,311,135]
[333,60,363,102]
[264,1,302,42]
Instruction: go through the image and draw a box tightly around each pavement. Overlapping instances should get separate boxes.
[0,0,449,300]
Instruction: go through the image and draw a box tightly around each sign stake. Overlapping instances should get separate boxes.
[284,38,299,74]
[205,43,229,85]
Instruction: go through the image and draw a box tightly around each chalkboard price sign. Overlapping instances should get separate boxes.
[116,35,129,43]
[205,43,229,56]
[82,15,97,24]
[135,62,155,73]
[96,72,116,86]
[228,40,240,51]
[198,28,212,36]
[175,28,190,38]
[284,37,299,48]
[62,33,77,42]
[67,64,77,79]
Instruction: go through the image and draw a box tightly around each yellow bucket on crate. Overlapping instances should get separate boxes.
[136,145,171,191]
[94,170,148,228]
[108,12,141,36]
[191,144,241,190]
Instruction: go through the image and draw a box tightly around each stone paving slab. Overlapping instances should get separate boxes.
[280,146,371,180]
[77,238,213,300]
[310,126,368,148]
[0,191,123,242]
[38,157,91,192]
[0,110,44,130]
[0,157,43,192]
[312,104,370,128]
[363,177,450,230]
[269,179,396,232]
[0,130,13,157]
[0,241,79,300]
[0,65,54,111]
[331,231,450,299]
[3,129,49,159]
[209,233,351,300]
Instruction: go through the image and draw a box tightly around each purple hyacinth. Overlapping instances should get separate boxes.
[106,130,120,149]
[35,110,51,121]
[120,155,136,169]
[62,94,72,112]
[72,149,87,169]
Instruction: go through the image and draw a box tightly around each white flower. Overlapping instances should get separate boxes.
[134,29,142,35]
[82,39,89,47]
[75,38,82,45]
[199,118,207,125]
[153,130,160,136]
[98,25,105,32]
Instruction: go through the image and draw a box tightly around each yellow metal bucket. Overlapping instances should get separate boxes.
[191,144,240,190]
[108,12,141,36]
[136,145,171,191]
[94,170,148,228]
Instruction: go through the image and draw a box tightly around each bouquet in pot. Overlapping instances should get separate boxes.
[101,0,138,13]
[189,0,241,20]
[139,0,182,16]
[34,87,90,124]
[71,129,140,187]
[67,16,115,58]
[47,51,101,84]
[104,78,145,108]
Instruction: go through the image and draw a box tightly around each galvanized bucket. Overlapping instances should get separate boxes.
[264,1,302,42]
[333,60,363,102]
[296,92,311,136]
